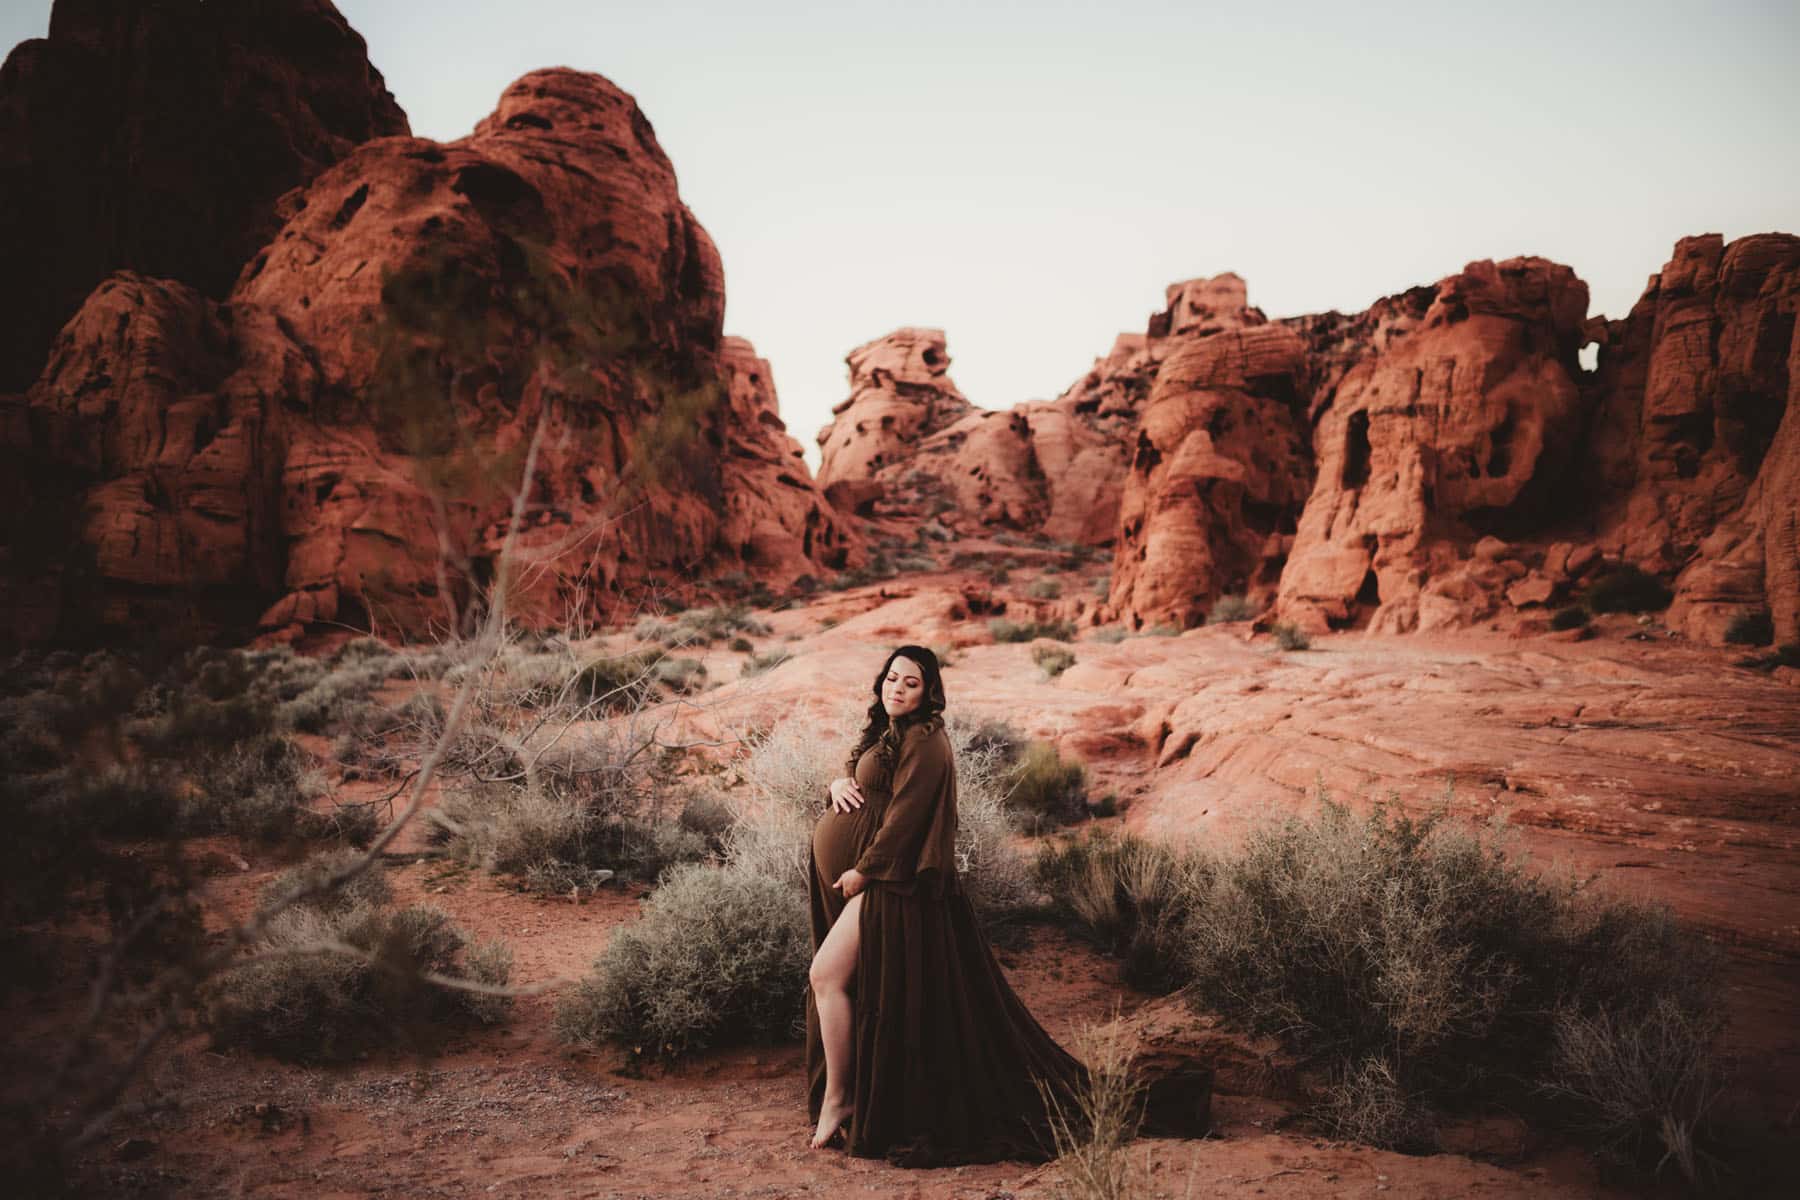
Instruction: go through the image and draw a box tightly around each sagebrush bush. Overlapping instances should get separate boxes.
[1033,830,1200,993]
[553,861,810,1063]
[1207,593,1255,623]
[990,617,1078,643]
[1583,564,1673,613]
[1026,579,1063,600]
[1089,625,1129,644]
[1033,644,1077,678]
[1006,741,1089,833]
[205,891,511,1063]
[1177,795,1727,1169]
[742,648,792,676]
[1271,621,1311,650]
[636,604,772,647]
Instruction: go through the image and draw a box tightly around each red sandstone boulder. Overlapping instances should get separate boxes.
[0,0,408,391]
[1,67,852,644]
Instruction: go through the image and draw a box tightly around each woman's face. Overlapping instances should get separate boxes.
[882,655,926,719]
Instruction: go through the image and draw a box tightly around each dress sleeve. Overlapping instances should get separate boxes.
[851,729,948,881]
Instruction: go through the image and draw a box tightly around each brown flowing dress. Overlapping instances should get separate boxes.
[804,715,1091,1166]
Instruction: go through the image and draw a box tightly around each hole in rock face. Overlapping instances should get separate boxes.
[922,347,944,367]
[329,183,369,231]
[1342,411,1371,488]
[1486,409,1514,478]
[450,164,549,237]
[1578,341,1599,373]
[1132,431,1162,473]
[505,111,553,131]
[1356,567,1381,606]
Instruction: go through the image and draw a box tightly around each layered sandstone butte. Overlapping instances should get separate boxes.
[0,0,409,392]
[814,328,972,515]
[1,64,853,644]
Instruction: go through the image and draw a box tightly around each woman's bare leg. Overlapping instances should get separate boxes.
[808,890,863,1147]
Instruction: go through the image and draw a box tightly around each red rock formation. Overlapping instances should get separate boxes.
[0,0,408,391]
[1109,276,1314,628]
[1,67,853,644]
[814,328,972,509]
[1273,258,1591,633]
[1586,234,1800,643]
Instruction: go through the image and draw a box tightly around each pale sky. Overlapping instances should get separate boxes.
[7,1,1798,471]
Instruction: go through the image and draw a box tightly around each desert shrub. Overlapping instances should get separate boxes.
[1582,564,1673,614]
[1089,625,1128,644]
[1033,829,1200,993]
[187,734,333,843]
[677,788,737,855]
[1175,795,1727,1170]
[204,895,511,1063]
[1006,741,1089,834]
[1207,593,1255,623]
[1033,644,1077,678]
[1027,579,1063,600]
[1271,621,1311,650]
[990,617,1078,643]
[1550,605,1591,631]
[553,861,810,1064]
[571,650,660,711]
[652,656,707,694]
[262,848,392,915]
[742,648,792,677]
[1722,610,1774,646]
[1134,623,1180,638]
[964,716,1027,768]
[1316,1056,1437,1151]
[729,636,753,653]
[635,604,771,648]
[1543,996,1725,1182]
[58,762,187,839]
[1034,1018,1150,1200]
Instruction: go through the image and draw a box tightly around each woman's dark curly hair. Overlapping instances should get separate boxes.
[845,645,947,779]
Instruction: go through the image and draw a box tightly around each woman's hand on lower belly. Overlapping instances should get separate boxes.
[833,867,866,897]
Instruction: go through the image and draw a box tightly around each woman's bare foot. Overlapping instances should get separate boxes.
[809,1096,853,1150]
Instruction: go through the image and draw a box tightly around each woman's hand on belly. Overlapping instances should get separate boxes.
[833,868,866,898]
[827,776,865,813]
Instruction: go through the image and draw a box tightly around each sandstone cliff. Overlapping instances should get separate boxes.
[1,64,853,645]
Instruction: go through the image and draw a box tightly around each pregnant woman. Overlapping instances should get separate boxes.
[804,644,1090,1165]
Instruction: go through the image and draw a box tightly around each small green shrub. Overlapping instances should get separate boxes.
[1089,626,1128,644]
[1271,621,1311,650]
[553,862,810,1064]
[1026,579,1063,600]
[1007,741,1089,833]
[1583,565,1673,614]
[1550,605,1591,631]
[742,648,791,677]
[1722,610,1774,646]
[652,657,708,694]
[1207,594,1255,623]
[1033,644,1077,678]
[1033,830,1198,993]
[990,617,1078,643]
[729,636,754,653]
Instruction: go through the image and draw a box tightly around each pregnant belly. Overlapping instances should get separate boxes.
[812,806,873,883]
